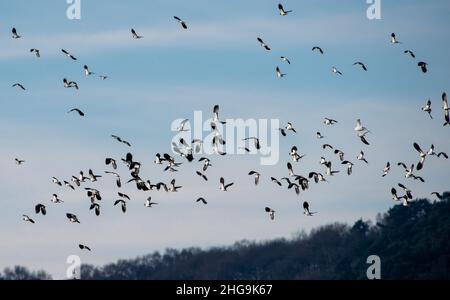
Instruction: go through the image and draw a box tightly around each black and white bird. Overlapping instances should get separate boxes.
[63,78,79,90]
[342,161,354,176]
[323,144,333,150]
[105,158,117,169]
[174,16,188,29]
[213,105,227,124]
[257,37,271,51]
[169,179,182,192]
[334,149,345,162]
[332,66,343,75]
[196,171,208,181]
[198,157,212,171]
[35,204,46,215]
[308,172,327,183]
[71,176,81,187]
[413,142,427,170]
[84,65,95,76]
[243,137,261,150]
[30,48,41,58]
[22,215,35,224]
[391,188,410,206]
[265,207,275,220]
[12,83,26,90]
[176,119,190,132]
[422,99,432,119]
[79,244,91,251]
[111,135,131,147]
[316,132,324,139]
[431,192,444,200]
[280,56,291,64]
[397,162,425,182]
[418,61,428,73]
[196,198,208,205]
[88,169,102,182]
[353,62,367,71]
[398,183,413,200]
[357,131,371,145]
[105,171,121,188]
[357,151,368,164]
[276,66,286,78]
[61,49,77,60]
[324,161,339,176]
[86,188,102,202]
[271,177,283,187]
[11,27,21,39]
[66,213,80,223]
[248,171,261,186]
[278,3,292,16]
[114,200,127,213]
[68,108,85,116]
[312,46,324,55]
[64,181,75,190]
[427,144,448,159]
[382,162,391,177]
[15,158,25,165]
[52,177,62,186]
[289,146,305,162]
[219,177,234,191]
[51,194,63,204]
[390,33,401,44]
[131,28,143,39]
[324,118,338,125]
[404,50,415,58]
[303,201,316,216]
[145,197,158,207]
[442,92,449,126]
[89,203,101,216]
[285,122,296,133]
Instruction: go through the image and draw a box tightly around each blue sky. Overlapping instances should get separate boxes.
[0,0,449,278]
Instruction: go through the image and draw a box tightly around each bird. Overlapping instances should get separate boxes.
[332,66,343,76]
[79,244,91,251]
[51,194,64,204]
[390,33,401,44]
[30,48,41,58]
[285,122,296,133]
[63,78,79,90]
[324,161,339,176]
[334,149,345,162]
[12,83,26,90]
[67,108,85,116]
[324,118,338,125]
[422,99,433,119]
[278,3,292,16]
[397,162,425,182]
[248,171,261,186]
[89,203,101,216]
[316,132,324,139]
[98,75,109,80]
[11,27,21,39]
[391,188,409,206]
[88,169,102,182]
[404,50,416,58]
[52,177,62,186]
[303,201,316,216]
[144,197,157,207]
[196,198,208,205]
[118,192,130,200]
[353,62,368,71]
[431,192,444,200]
[131,28,143,39]
[323,144,334,150]
[105,171,121,188]
[111,135,131,147]
[342,161,354,176]
[271,177,282,187]
[15,158,25,165]
[196,171,208,181]
[265,207,275,220]
[243,137,261,150]
[66,213,80,223]
[213,105,227,124]
[84,65,95,76]
[35,204,46,215]
[280,56,291,64]
[176,119,190,132]
[105,158,117,169]
[413,142,427,170]
[22,215,35,224]
[289,146,305,162]
[198,157,212,171]
[418,61,428,73]
[442,92,449,126]
[355,119,371,135]
[276,66,286,78]
[357,131,371,145]
[114,200,127,213]
[219,177,234,191]
[312,46,324,55]
[64,181,75,190]
[357,151,368,164]
[257,37,271,51]
[382,162,391,177]
[398,183,413,200]
[61,49,77,60]
[174,16,188,29]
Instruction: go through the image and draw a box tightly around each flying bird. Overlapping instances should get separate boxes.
[442,92,449,126]
[324,118,338,125]
[422,99,432,119]
[332,66,343,76]
[357,151,368,164]
[105,158,117,169]
[312,46,324,55]
[265,207,275,220]
[12,83,26,90]
[280,56,291,64]
[404,50,416,58]
[114,200,127,213]
[15,158,25,165]
[276,66,286,78]
[68,108,85,116]
[61,49,77,60]
[63,78,79,90]
[79,244,91,251]
[248,171,261,186]
[353,62,367,71]
[174,16,188,29]
[131,28,143,39]
[219,177,234,191]
[66,213,80,223]
[30,48,41,58]
[22,215,35,224]
[257,37,271,51]
[84,65,95,76]
[105,171,121,188]
[390,33,401,44]
[196,171,208,181]
[11,27,21,39]
[303,201,316,216]
[145,197,158,207]
[196,198,208,205]
[382,162,391,177]
[418,61,428,73]
[35,204,46,215]
[278,3,292,16]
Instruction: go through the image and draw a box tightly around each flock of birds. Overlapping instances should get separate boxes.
[8,3,450,254]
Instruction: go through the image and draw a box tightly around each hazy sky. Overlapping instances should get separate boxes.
[1,0,449,279]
